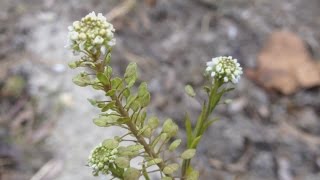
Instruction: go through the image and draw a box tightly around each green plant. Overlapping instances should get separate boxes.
[67,12,242,180]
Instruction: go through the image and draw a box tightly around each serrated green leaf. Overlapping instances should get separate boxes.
[123,168,140,180]
[124,63,138,88]
[163,163,179,175]
[115,157,129,168]
[185,85,196,97]
[97,72,109,85]
[181,149,196,159]
[169,139,182,151]
[102,139,119,149]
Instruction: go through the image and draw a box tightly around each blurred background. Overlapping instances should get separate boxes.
[0,0,319,179]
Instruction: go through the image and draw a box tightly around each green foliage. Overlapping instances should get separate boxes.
[185,85,196,97]
[123,168,140,180]
[93,115,119,127]
[163,163,179,175]
[124,62,138,88]
[181,149,196,160]
[72,72,91,87]
[169,139,182,151]
[115,157,130,168]
[68,12,240,180]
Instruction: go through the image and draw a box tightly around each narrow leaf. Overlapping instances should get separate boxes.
[185,113,193,147]
[169,139,182,151]
[190,136,202,148]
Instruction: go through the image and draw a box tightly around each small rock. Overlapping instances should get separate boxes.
[228,97,248,113]
[293,108,320,134]
[250,151,276,178]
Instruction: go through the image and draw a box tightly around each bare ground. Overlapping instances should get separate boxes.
[0,0,320,179]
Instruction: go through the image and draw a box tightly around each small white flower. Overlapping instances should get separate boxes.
[205,56,243,84]
[107,39,116,47]
[93,36,104,44]
[100,46,106,54]
[69,31,79,40]
[224,77,228,82]
[67,11,116,55]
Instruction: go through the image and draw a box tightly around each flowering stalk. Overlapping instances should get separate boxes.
[181,56,242,178]
[67,12,242,180]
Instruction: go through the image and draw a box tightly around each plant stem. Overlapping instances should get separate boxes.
[111,93,171,178]
[95,61,171,178]
[181,80,222,178]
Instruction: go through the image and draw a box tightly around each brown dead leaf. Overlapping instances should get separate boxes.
[246,31,320,95]
[144,0,157,7]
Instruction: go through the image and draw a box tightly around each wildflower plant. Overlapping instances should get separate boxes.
[67,12,242,180]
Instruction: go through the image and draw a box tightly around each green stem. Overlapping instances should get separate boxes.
[142,164,151,180]
[111,90,172,178]
[95,61,172,178]
[181,80,223,178]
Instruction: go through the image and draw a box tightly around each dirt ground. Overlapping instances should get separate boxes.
[0,0,320,179]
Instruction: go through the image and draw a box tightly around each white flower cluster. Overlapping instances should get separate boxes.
[88,144,118,176]
[67,11,115,55]
[206,56,243,84]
